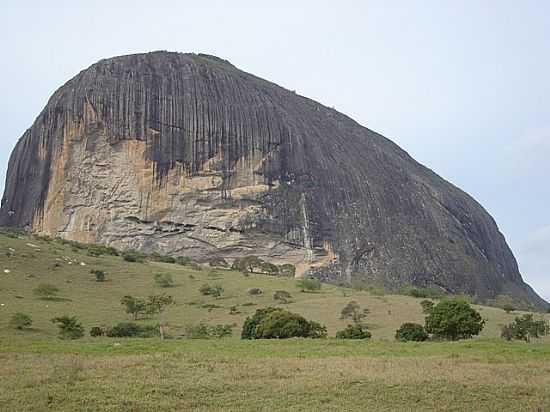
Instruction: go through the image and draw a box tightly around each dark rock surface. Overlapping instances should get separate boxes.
[1,51,546,308]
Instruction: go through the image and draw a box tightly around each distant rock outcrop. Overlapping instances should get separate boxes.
[1,51,546,308]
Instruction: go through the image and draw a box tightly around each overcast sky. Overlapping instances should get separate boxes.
[1,1,548,300]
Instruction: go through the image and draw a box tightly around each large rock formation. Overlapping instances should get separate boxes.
[1,51,546,307]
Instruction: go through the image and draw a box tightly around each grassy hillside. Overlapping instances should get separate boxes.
[2,230,550,411]
[1,230,547,339]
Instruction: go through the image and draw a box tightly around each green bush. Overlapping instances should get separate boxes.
[278,264,296,277]
[242,307,326,339]
[207,257,229,268]
[9,312,33,330]
[150,254,177,264]
[232,256,264,273]
[400,286,444,299]
[336,324,371,339]
[176,256,193,266]
[106,322,158,338]
[89,326,105,337]
[500,314,549,342]
[297,277,322,292]
[122,250,146,263]
[199,284,223,297]
[33,283,60,300]
[184,323,232,339]
[90,269,106,282]
[87,244,119,257]
[425,299,485,340]
[260,261,279,275]
[154,273,175,288]
[420,300,435,314]
[121,296,147,320]
[51,316,84,339]
[395,323,428,342]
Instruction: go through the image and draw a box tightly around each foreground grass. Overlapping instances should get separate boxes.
[1,337,550,411]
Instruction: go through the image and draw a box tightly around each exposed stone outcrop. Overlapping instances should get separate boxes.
[1,51,546,308]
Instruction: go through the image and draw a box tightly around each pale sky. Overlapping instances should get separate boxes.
[1,1,548,300]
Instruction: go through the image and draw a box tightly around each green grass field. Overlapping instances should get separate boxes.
[1,231,550,411]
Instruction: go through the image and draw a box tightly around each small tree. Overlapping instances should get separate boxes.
[10,312,33,330]
[121,295,147,320]
[297,277,322,292]
[425,299,485,340]
[154,273,174,288]
[420,300,434,314]
[51,316,84,339]
[501,314,549,342]
[145,294,175,316]
[340,301,369,324]
[395,323,428,342]
[33,283,59,300]
[336,324,371,339]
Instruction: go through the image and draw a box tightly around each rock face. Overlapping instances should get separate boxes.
[0,51,546,307]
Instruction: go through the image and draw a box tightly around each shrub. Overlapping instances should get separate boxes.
[279,264,296,277]
[273,290,292,303]
[259,261,279,275]
[229,305,240,315]
[500,314,550,342]
[207,257,229,268]
[154,273,175,288]
[184,323,232,339]
[425,299,485,340]
[121,296,147,320]
[122,250,146,263]
[502,303,515,314]
[232,256,264,273]
[247,287,263,296]
[87,244,119,257]
[9,312,32,330]
[89,326,104,337]
[150,254,177,264]
[106,322,158,338]
[185,323,210,339]
[199,284,223,297]
[400,286,444,299]
[176,256,193,266]
[90,269,106,282]
[242,307,326,339]
[420,300,434,314]
[340,301,369,324]
[51,316,84,339]
[144,294,175,316]
[395,323,428,342]
[336,324,372,339]
[297,277,322,292]
[33,283,60,299]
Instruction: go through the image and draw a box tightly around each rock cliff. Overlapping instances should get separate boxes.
[1,51,546,307]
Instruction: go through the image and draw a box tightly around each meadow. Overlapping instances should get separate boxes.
[1,230,550,411]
